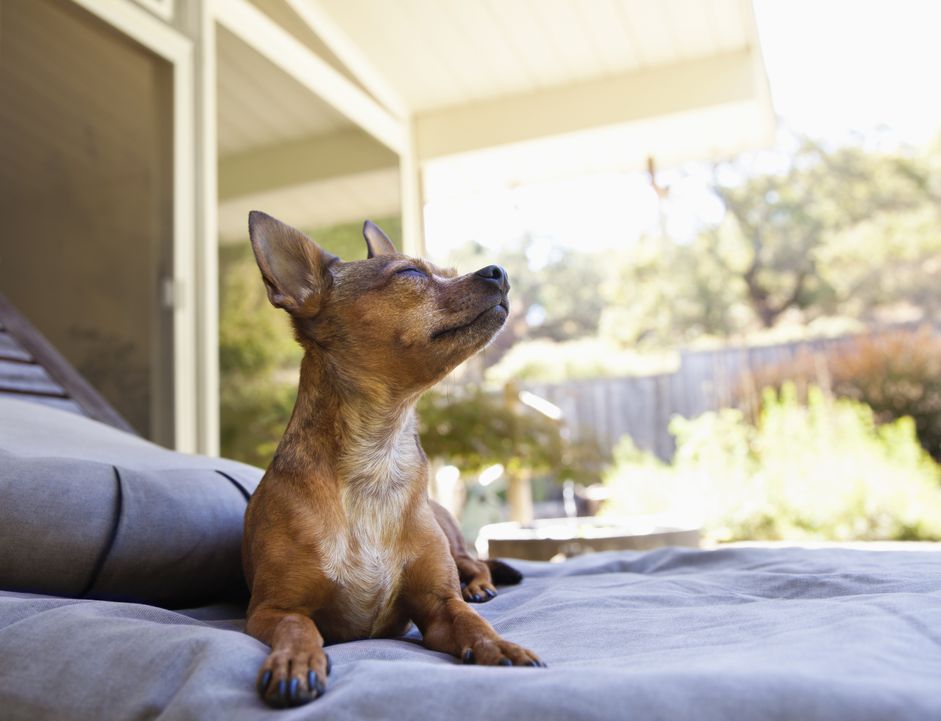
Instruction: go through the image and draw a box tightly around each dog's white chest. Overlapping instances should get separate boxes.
[319,488,409,636]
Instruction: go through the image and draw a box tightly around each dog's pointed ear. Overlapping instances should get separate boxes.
[363,220,397,258]
[248,211,337,316]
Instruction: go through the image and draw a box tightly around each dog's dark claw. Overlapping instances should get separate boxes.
[257,670,272,695]
[498,658,513,666]
[526,660,539,667]
[277,679,287,702]
[288,678,299,703]
[470,593,481,602]
[308,671,327,698]
[326,653,332,676]
[484,588,497,598]
[462,649,475,664]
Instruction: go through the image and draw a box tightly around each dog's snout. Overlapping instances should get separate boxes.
[475,264,510,292]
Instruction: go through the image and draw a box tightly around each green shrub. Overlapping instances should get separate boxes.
[603,385,941,542]
[219,242,300,466]
[418,386,602,482]
[743,326,941,460]
[829,327,941,461]
[220,376,298,469]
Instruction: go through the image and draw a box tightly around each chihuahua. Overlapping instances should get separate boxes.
[243,212,544,708]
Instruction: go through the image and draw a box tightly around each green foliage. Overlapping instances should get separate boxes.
[603,385,941,542]
[220,375,298,469]
[599,232,749,348]
[745,327,941,460]
[711,139,929,328]
[830,328,941,461]
[219,243,300,377]
[816,205,941,320]
[417,386,602,482]
[593,135,941,349]
[218,241,298,466]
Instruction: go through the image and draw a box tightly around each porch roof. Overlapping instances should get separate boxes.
[216,0,774,240]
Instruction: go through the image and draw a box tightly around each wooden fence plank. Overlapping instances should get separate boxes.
[523,326,934,462]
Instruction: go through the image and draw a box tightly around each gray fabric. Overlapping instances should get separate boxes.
[0,398,257,474]
[1,546,940,720]
[0,398,262,605]
[0,454,117,592]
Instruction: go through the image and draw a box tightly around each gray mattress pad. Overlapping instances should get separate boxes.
[2,546,941,721]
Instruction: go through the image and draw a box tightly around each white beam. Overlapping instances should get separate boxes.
[218,167,402,243]
[283,0,409,119]
[71,0,188,60]
[422,99,776,202]
[215,0,406,154]
[132,0,173,21]
[219,128,398,200]
[415,49,761,161]
[400,118,425,257]
[742,0,775,125]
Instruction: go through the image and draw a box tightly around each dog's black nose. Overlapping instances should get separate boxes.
[475,265,510,292]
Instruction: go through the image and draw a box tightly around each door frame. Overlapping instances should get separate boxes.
[70,0,207,453]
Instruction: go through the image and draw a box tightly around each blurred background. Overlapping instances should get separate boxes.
[2,0,940,557]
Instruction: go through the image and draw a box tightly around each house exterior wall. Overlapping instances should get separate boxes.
[0,0,175,443]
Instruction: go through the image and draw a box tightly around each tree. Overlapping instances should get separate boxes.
[597,134,941,349]
[710,138,932,327]
[599,231,746,348]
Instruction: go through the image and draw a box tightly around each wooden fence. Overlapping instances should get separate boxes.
[522,332,882,461]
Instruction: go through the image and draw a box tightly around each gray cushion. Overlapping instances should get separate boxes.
[0,398,262,607]
[3,547,941,720]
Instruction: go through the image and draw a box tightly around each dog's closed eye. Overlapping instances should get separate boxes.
[396,267,427,279]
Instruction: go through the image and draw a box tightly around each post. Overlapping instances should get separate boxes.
[400,117,426,257]
[179,0,220,455]
[504,382,534,525]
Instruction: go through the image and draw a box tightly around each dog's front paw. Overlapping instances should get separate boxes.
[256,649,332,708]
[460,639,546,668]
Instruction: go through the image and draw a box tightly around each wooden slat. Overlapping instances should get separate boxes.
[0,391,84,415]
[0,359,65,396]
[0,291,135,433]
[0,331,33,363]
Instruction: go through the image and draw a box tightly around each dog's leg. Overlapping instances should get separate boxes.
[404,527,544,667]
[429,499,522,603]
[246,605,331,708]
[429,499,495,602]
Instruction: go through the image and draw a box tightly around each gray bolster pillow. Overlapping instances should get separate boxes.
[0,399,262,607]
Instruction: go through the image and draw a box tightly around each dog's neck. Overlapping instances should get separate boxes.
[274,352,423,492]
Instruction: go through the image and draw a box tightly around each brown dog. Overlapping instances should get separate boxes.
[242,212,544,708]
